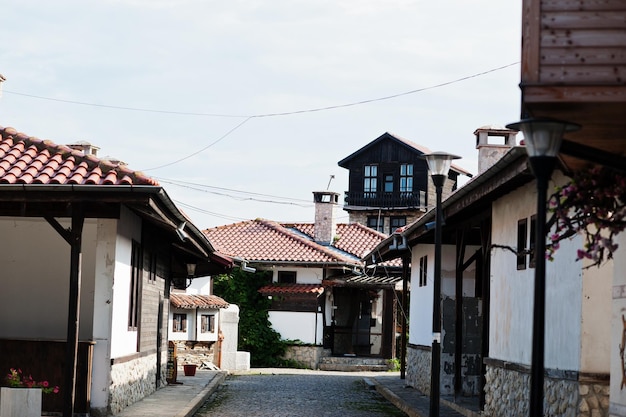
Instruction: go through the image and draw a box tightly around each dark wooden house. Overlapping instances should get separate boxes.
[338,132,471,235]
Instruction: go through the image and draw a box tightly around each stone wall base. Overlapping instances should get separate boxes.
[484,361,609,417]
[282,345,331,369]
[109,354,159,415]
[406,344,431,395]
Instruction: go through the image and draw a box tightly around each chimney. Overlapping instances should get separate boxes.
[312,191,339,245]
[0,74,5,98]
[474,125,518,174]
[67,140,100,157]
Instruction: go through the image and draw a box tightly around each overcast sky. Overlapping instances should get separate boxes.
[0,0,522,229]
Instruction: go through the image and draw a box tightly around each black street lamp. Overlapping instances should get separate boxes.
[505,118,580,417]
[424,151,461,417]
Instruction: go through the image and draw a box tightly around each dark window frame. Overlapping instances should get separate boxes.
[529,215,537,269]
[419,255,428,287]
[173,313,187,333]
[201,314,215,333]
[128,240,142,330]
[278,271,297,284]
[367,216,384,233]
[390,216,406,231]
[517,218,528,270]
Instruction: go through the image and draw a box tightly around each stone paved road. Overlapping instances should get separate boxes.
[194,369,407,417]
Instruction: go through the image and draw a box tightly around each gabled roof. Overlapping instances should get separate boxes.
[0,126,157,185]
[0,126,230,276]
[203,219,363,266]
[170,293,230,309]
[338,132,472,176]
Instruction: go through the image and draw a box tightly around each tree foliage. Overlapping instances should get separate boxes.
[548,165,626,267]
[213,269,288,367]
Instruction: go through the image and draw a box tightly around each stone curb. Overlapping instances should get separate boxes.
[368,378,423,417]
[174,371,227,417]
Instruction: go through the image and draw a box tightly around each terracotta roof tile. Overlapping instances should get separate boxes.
[0,126,158,186]
[204,219,361,265]
[258,283,324,296]
[205,219,393,265]
[170,293,229,309]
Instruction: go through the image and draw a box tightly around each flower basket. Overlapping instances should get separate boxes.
[183,364,197,376]
[0,387,42,417]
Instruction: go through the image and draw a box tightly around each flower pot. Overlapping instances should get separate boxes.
[183,364,197,376]
[0,387,42,417]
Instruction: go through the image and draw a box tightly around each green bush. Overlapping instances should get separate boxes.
[213,269,289,367]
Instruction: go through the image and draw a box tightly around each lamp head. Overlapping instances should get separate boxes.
[423,152,461,177]
[506,118,580,158]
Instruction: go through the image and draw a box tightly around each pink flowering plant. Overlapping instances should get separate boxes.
[547,166,626,268]
[6,368,60,394]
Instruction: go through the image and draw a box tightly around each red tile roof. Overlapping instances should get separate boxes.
[204,219,361,265]
[0,126,158,186]
[258,283,324,296]
[170,293,229,309]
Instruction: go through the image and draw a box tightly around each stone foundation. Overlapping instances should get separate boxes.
[406,344,431,394]
[109,354,160,415]
[484,360,609,417]
[282,345,330,369]
[173,340,216,367]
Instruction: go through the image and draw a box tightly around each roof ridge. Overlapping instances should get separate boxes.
[255,219,359,264]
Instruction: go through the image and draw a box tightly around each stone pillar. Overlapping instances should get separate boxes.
[219,304,241,371]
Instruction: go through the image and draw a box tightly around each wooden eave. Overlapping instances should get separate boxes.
[519,0,626,172]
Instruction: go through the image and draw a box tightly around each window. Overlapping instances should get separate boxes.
[173,313,187,332]
[367,216,384,233]
[529,215,537,269]
[419,255,428,287]
[201,314,215,333]
[364,165,377,197]
[517,219,528,270]
[278,271,297,284]
[390,217,406,231]
[384,174,394,193]
[147,249,157,283]
[128,240,142,330]
[400,164,413,194]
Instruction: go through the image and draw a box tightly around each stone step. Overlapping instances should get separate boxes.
[318,356,391,372]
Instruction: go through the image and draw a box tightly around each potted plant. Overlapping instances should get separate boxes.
[183,364,197,376]
[1,368,59,417]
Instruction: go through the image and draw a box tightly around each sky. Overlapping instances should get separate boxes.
[0,0,522,229]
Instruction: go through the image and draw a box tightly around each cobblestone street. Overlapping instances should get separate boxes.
[194,369,407,417]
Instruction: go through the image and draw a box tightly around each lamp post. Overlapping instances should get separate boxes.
[423,151,461,417]
[505,118,580,417]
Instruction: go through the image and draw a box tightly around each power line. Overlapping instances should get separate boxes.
[156,177,313,203]
[3,62,519,119]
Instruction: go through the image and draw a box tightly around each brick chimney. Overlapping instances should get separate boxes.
[475,125,518,174]
[313,191,339,245]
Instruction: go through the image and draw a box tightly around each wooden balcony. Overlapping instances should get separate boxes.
[343,191,426,209]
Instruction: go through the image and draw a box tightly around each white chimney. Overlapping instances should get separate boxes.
[475,125,518,174]
[313,191,340,245]
[67,140,100,157]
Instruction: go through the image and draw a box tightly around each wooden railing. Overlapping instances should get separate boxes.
[343,191,425,209]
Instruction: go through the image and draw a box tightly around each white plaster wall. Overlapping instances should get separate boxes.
[409,245,434,346]
[490,178,582,370]
[90,219,118,411]
[186,276,212,295]
[580,255,611,374]
[272,266,323,284]
[268,311,323,345]
[610,232,626,412]
[0,217,98,340]
[110,207,142,358]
